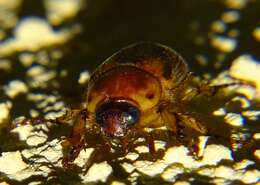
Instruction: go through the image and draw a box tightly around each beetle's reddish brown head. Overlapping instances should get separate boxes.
[95,100,140,137]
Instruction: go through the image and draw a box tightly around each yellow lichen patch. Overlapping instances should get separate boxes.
[45,0,85,25]
[221,11,240,23]
[0,151,28,174]
[253,133,260,139]
[210,35,237,53]
[0,101,12,125]
[0,0,22,29]
[133,160,167,177]
[230,55,260,94]
[111,181,126,185]
[80,162,112,183]
[26,65,56,88]
[19,53,35,67]
[3,80,28,98]
[224,113,244,127]
[254,150,260,160]
[78,70,90,85]
[253,27,260,42]
[0,59,12,71]
[241,170,260,184]
[0,17,75,56]
[224,0,248,9]
[233,159,255,170]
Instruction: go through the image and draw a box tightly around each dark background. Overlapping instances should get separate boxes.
[0,1,259,184]
[0,0,259,120]
[19,0,260,74]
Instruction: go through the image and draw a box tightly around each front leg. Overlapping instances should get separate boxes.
[159,102,206,159]
[56,109,81,124]
[165,111,204,159]
[61,109,89,168]
[176,113,207,135]
[159,101,206,138]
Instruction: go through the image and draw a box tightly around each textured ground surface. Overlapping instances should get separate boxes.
[0,0,259,185]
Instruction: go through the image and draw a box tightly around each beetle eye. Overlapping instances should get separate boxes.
[121,106,139,126]
[95,101,140,129]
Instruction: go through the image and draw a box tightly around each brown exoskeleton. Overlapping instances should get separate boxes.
[55,42,254,168]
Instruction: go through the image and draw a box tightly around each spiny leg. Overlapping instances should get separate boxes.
[56,109,81,124]
[159,102,200,140]
[180,75,255,102]
[159,101,207,158]
[176,113,207,135]
[160,109,185,141]
[61,109,88,168]
[146,132,156,156]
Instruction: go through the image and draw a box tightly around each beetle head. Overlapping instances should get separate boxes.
[95,100,140,138]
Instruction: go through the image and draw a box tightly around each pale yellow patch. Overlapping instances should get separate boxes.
[241,170,260,184]
[211,35,237,52]
[254,150,260,160]
[19,53,35,67]
[253,27,260,42]
[230,55,260,93]
[0,101,12,125]
[81,162,112,183]
[45,0,85,25]
[0,17,74,56]
[0,151,27,174]
[224,113,244,127]
[78,70,90,85]
[0,59,12,71]
[224,0,248,9]
[233,159,255,170]
[111,181,126,185]
[133,160,167,176]
[211,21,226,33]
[4,80,28,98]
[221,11,240,23]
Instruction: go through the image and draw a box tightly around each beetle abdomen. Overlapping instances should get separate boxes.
[89,42,189,94]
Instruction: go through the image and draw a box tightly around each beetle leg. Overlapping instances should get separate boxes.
[121,137,130,154]
[176,113,207,135]
[161,110,177,133]
[56,109,81,124]
[147,134,155,155]
[170,127,201,159]
[144,132,156,159]
[180,75,255,102]
[187,137,201,159]
[196,77,255,98]
[197,81,236,97]
[61,109,88,168]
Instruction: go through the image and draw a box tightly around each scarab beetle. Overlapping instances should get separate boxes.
[52,42,249,168]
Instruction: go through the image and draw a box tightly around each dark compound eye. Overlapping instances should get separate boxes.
[120,106,139,126]
[95,101,140,137]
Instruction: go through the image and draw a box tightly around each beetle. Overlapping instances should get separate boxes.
[14,42,251,168]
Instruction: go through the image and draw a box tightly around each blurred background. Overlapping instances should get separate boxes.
[0,0,259,184]
[0,0,259,119]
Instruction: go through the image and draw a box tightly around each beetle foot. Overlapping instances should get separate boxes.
[61,138,86,169]
[187,145,201,160]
